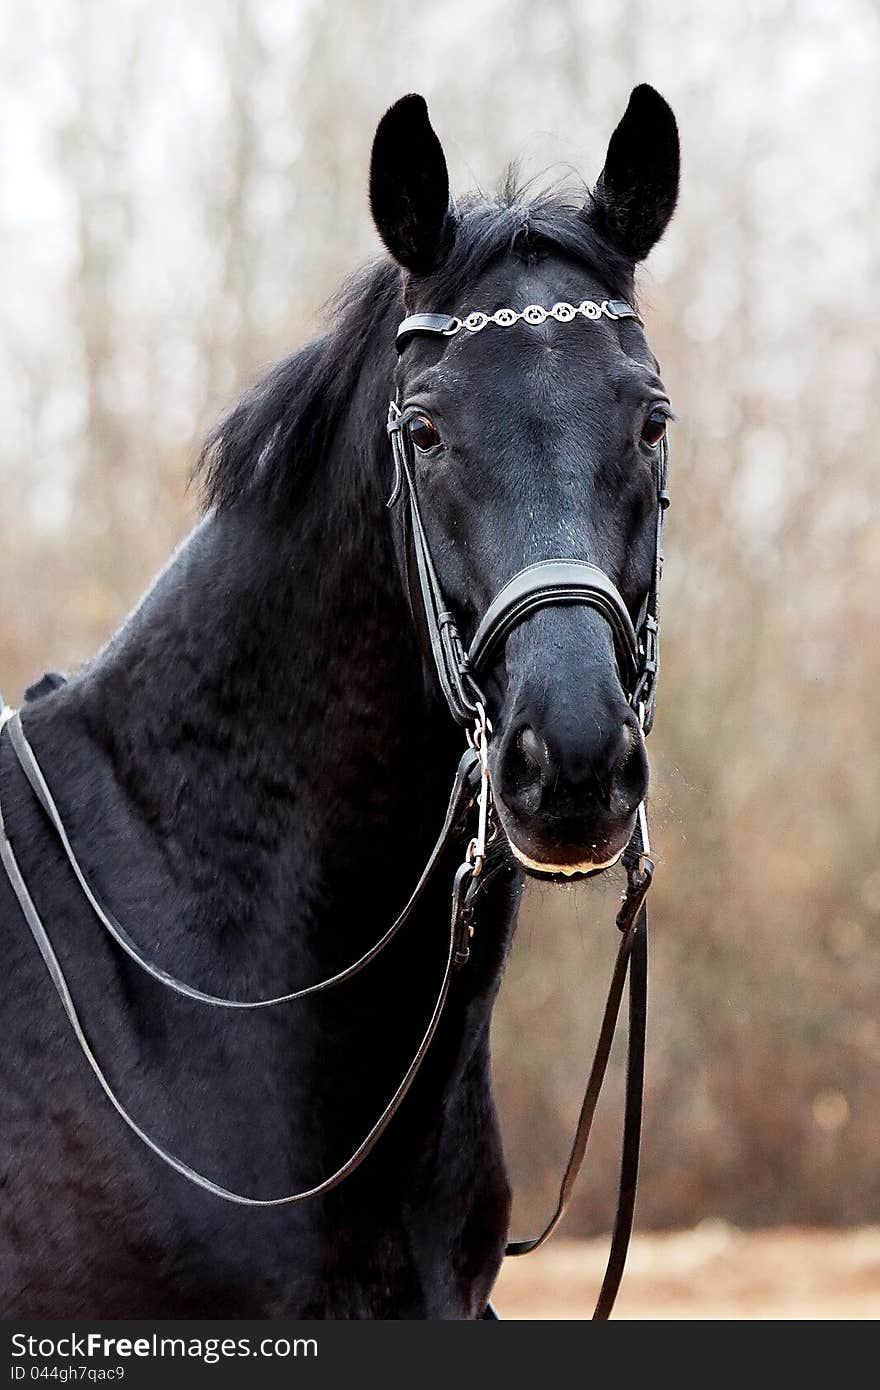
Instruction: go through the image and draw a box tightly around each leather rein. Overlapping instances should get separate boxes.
[0,293,669,1319]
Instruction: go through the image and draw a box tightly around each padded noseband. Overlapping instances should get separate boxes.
[468,559,638,688]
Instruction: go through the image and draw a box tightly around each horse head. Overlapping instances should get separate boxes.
[371,88,679,878]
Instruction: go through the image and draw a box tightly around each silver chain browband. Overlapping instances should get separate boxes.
[448,298,641,335]
[394,298,643,352]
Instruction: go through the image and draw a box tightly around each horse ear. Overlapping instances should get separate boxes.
[369,94,455,274]
[586,85,679,263]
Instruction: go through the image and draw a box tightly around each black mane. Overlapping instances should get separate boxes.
[196,181,635,514]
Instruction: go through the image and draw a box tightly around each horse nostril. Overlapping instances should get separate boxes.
[517,725,545,781]
[609,720,649,818]
[499,724,547,818]
[500,714,647,828]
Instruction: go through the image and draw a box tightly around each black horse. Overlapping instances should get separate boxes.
[0,87,678,1318]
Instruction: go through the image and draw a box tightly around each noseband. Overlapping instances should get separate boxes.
[0,292,669,1321]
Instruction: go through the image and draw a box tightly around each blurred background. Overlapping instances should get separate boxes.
[1,0,878,1317]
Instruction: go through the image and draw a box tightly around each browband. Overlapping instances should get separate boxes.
[396,299,643,353]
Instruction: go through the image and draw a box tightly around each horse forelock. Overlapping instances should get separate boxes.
[194,175,635,519]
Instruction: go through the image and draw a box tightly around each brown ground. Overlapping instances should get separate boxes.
[493,1225,880,1320]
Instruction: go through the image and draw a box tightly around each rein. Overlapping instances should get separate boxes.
[0,292,669,1318]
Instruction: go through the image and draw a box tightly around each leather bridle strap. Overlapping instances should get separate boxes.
[0,723,485,1206]
[395,313,461,349]
[632,435,669,735]
[3,713,480,1008]
[504,813,652,1320]
[388,406,484,724]
[468,559,639,691]
[595,895,648,1318]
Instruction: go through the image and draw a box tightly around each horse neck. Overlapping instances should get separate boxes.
[15,345,517,1207]
[61,393,461,974]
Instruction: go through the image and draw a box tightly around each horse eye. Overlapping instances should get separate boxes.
[407,414,441,451]
[641,410,668,450]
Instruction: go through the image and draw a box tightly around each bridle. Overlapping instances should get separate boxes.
[386,296,668,1317]
[386,296,667,736]
[0,292,669,1319]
